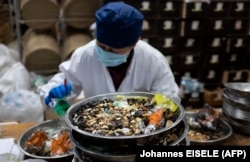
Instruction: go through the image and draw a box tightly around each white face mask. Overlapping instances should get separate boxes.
[95,45,129,67]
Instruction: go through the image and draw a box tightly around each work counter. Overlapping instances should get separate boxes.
[1,120,250,146]
[1,107,249,147]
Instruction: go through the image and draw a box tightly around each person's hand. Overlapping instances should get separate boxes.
[45,83,72,106]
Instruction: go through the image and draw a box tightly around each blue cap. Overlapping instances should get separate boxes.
[95,2,144,48]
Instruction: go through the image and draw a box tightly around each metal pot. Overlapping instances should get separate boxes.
[185,111,233,145]
[69,119,188,162]
[224,82,250,98]
[222,89,250,120]
[222,88,250,136]
[224,88,250,106]
[223,113,250,136]
[70,119,188,162]
[72,137,190,162]
[65,92,185,146]
[17,119,74,162]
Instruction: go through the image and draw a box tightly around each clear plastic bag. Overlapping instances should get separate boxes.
[0,43,31,95]
[0,90,44,122]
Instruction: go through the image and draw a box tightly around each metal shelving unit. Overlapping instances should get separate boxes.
[0,0,14,44]
[11,0,104,62]
[12,0,23,60]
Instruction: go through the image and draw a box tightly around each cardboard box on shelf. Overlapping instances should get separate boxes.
[204,87,223,108]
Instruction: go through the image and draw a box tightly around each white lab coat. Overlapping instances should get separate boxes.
[40,39,180,101]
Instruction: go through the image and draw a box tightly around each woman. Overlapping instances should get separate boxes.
[40,1,180,106]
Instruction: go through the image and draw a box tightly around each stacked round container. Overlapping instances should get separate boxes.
[65,92,189,162]
[222,82,250,136]
[22,29,61,74]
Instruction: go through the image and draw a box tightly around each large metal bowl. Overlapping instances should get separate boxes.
[69,119,188,162]
[224,82,250,98]
[224,88,250,106]
[70,120,189,162]
[222,89,250,121]
[74,138,190,162]
[17,119,74,162]
[223,112,250,136]
[222,87,250,136]
[65,92,185,145]
[185,111,233,145]
[222,101,250,122]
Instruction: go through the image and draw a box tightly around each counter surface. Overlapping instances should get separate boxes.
[1,121,249,146]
